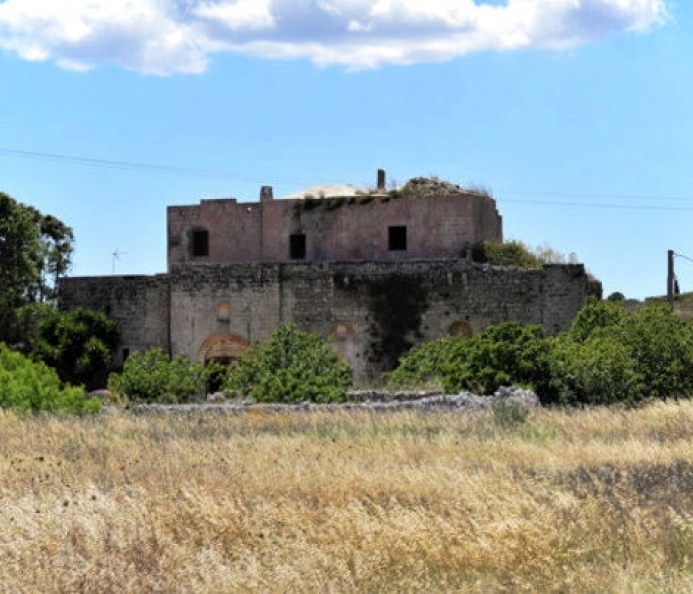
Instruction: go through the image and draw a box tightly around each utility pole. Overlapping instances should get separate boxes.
[668,249,675,311]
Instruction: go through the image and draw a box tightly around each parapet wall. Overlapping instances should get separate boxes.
[60,260,594,382]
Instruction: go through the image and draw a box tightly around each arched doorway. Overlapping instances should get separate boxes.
[448,320,474,338]
[197,333,250,365]
[198,333,250,392]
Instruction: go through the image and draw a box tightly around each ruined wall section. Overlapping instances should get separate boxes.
[164,260,590,382]
[167,192,502,269]
[57,275,170,367]
[167,199,263,270]
[168,264,283,362]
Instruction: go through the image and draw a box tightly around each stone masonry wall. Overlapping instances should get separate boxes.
[59,260,592,383]
[58,275,170,368]
[167,193,502,269]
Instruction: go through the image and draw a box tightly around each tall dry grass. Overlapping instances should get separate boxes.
[3,402,693,592]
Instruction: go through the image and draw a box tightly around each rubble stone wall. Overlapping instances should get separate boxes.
[59,260,592,382]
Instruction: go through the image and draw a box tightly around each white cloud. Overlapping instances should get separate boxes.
[0,0,669,74]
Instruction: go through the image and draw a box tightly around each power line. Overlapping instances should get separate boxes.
[498,198,693,211]
[0,145,342,186]
[674,252,693,265]
[2,144,692,210]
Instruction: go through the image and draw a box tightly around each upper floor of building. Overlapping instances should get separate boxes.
[167,172,503,271]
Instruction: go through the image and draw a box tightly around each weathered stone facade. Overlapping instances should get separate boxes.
[58,177,595,383]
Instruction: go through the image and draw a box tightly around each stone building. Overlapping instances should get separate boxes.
[59,174,596,383]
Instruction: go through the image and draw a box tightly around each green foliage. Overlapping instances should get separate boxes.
[386,322,550,397]
[386,299,693,406]
[440,322,550,395]
[383,336,458,388]
[108,349,211,403]
[619,305,693,400]
[223,324,352,403]
[29,307,119,390]
[471,240,543,269]
[0,344,99,414]
[548,335,644,406]
[0,193,74,343]
[565,297,628,342]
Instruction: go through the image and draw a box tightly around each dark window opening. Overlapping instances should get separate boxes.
[388,226,407,251]
[122,348,130,363]
[290,234,306,259]
[191,229,209,257]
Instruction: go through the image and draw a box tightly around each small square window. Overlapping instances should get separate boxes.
[191,229,209,257]
[290,234,306,259]
[388,226,407,251]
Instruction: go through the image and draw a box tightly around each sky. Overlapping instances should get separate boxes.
[0,0,690,300]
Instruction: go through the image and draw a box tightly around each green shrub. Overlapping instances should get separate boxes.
[471,241,543,269]
[547,335,644,406]
[108,349,210,403]
[29,306,119,390]
[223,324,352,403]
[620,305,693,400]
[0,344,99,414]
[565,297,628,342]
[383,336,458,389]
[441,322,550,396]
[385,299,693,407]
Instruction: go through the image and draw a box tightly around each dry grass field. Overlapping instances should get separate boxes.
[3,402,693,592]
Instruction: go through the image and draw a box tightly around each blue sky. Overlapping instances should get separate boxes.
[0,0,689,300]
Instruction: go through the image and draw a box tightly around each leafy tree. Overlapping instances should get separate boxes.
[0,344,100,414]
[383,336,459,389]
[440,322,551,395]
[547,335,644,406]
[0,192,74,343]
[29,307,119,390]
[565,297,629,342]
[223,324,352,403]
[618,305,693,400]
[108,349,211,403]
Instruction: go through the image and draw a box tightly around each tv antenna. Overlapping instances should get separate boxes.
[112,248,128,274]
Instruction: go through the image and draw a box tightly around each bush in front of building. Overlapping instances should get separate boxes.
[387,299,693,406]
[108,349,210,403]
[223,324,352,403]
[0,344,100,414]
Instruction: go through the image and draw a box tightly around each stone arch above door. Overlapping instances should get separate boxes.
[197,333,250,365]
[448,320,474,338]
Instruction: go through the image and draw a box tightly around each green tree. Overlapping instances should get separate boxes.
[223,324,352,403]
[440,322,551,395]
[29,307,119,390]
[0,192,74,342]
[108,349,214,403]
[0,344,100,414]
[383,336,459,389]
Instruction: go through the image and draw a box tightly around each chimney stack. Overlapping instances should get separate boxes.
[260,186,274,201]
[377,169,386,191]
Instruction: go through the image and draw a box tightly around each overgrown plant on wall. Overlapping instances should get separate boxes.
[223,324,352,403]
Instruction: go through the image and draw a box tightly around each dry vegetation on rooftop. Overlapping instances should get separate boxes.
[3,403,693,592]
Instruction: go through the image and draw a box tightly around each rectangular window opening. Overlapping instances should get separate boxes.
[388,226,407,251]
[290,234,306,259]
[191,229,209,257]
